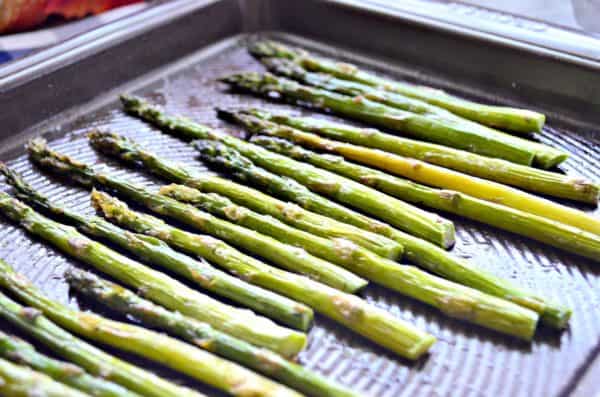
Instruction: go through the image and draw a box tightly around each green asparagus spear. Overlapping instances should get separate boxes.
[67,269,359,397]
[221,110,600,236]
[249,40,546,134]
[188,139,570,328]
[90,190,436,359]
[0,187,306,358]
[160,185,539,339]
[0,356,90,397]
[242,109,598,204]
[0,274,205,397]
[0,261,303,397]
[0,164,312,331]
[120,96,456,249]
[86,130,402,259]
[251,134,600,261]
[27,138,366,294]
[259,57,567,169]
[0,331,139,397]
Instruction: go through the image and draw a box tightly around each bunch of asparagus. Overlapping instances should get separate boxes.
[0,258,302,397]
[119,95,569,329]
[83,131,540,340]
[216,110,600,261]
[248,41,546,134]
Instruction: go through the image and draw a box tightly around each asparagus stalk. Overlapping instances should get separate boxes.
[120,96,456,249]
[160,185,540,339]
[243,109,598,204]
[0,331,139,397]
[67,269,359,397]
[0,164,312,331]
[28,138,367,294]
[0,188,306,358]
[251,134,600,261]
[0,272,205,397]
[188,139,570,328]
[0,356,90,397]
[222,111,600,236]
[261,57,567,169]
[249,40,546,134]
[90,191,436,359]
[0,260,303,397]
[86,130,402,259]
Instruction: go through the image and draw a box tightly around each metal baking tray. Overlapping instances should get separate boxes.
[0,1,599,396]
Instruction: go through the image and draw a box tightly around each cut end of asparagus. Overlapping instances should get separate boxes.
[540,305,573,329]
[406,334,436,361]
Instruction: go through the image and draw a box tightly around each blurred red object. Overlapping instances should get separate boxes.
[0,0,143,33]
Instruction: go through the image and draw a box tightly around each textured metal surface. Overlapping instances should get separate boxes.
[1,28,599,397]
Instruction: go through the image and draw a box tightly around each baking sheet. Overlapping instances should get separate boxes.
[0,3,599,396]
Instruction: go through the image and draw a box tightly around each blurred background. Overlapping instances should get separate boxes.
[0,0,599,65]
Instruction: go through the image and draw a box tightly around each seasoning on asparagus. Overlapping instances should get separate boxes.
[27,138,366,294]
[249,40,546,135]
[0,164,313,331]
[0,270,205,397]
[86,129,403,259]
[250,134,600,261]
[238,109,597,205]
[91,190,437,359]
[96,190,540,341]
[0,356,91,397]
[88,132,405,277]
[259,57,566,168]
[219,110,600,236]
[0,330,139,397]
[0,185,306,358]
[120,96,456,249]
[0,260,303,397]
[67,269,359,397]
[188,139,570,329]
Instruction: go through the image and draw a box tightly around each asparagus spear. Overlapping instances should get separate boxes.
[0,331,139,397]
[0,164,312,331]
[221,110,600,237]
[188,139,570,328]
[0,261,303,397]
[251,134,600,261]
[86,130,402,259]
[0,188,306,358]
[249,40,546,134]
[27,138,367,294]
[91,191,437,359]
[120,96,456,249]
[94,190,539,340]
[243,109,598,204]
[0,356,90,397]
[67,269,359,397]
[260,57,567,169]
[0,273,205,397]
